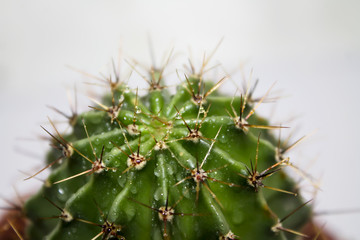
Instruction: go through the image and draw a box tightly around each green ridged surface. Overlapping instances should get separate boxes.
[24,73,310,240]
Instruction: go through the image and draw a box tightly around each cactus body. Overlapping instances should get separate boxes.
[24,56,311,240]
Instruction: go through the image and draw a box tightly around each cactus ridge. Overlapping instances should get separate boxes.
[23,49,312,240]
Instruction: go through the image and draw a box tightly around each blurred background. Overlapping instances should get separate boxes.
[1,0,359,239]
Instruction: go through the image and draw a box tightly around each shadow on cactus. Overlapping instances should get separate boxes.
[19,45,317,240]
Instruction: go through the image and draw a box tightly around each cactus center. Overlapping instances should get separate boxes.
[219,230,237,240]
[158,206,175,222]
[191,168,207,182]
[247,172,263,190]
[101,221,124,240]
[235,118,249,133]
[62,144,73,158]
[127,124,140,136]
[60,209,73,222]
[127,153,146,170]
[108,107,121,124]
[187,130,202,143]
[92,160,106,174]
[192,95,203,105]
[154,140,167,151]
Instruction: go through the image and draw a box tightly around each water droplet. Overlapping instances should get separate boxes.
[154,187,164,201]
[125,204,135,219]
[111,210,119,220]
[176,173,183,182]
[186,159,194,167]
[218,134,228,143]
[117,175,126,187]
[154,165,161,177]
[182,187,190,198]
[57,188,68,201]
[130,186,137,194]
[58,188,64,195]
[57,187,67,201]
[170,161,177,172]
[71,227,77,234]
[219,223,225,230]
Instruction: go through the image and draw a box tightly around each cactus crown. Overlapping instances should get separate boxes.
[23,46,312,240]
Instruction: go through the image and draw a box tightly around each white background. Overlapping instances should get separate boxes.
[1,1,360,239]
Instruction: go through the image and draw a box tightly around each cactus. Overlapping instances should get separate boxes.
[20,46,314,240]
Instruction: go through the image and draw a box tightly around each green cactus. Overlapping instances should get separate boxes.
[22,48,313,240]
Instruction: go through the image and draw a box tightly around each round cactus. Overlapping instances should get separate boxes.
[22,49,313,240]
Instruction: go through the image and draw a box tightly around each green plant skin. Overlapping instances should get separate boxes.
[24,74,310,240]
